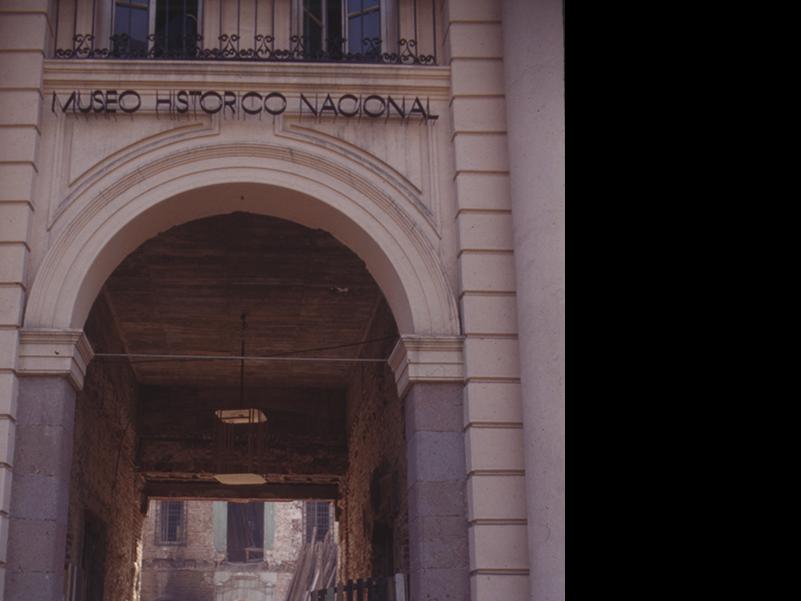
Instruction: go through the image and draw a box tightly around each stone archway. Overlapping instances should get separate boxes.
[23,145,459,339]
[8,148,468,601]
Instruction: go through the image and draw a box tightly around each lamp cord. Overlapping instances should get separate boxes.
[240,313,246,407]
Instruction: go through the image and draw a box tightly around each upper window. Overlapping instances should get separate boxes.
[113,0,200,57]
[299,0,383,58]
[227,502,265,563]
[304,501,332,543]
[157,500,187,545]
[346,0,381,55]
[113,0,150,54]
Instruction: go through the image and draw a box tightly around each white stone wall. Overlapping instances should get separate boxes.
[0,1,567,599]
[503,2,565,600]
[444,1,531,599]
[0,1,54,593]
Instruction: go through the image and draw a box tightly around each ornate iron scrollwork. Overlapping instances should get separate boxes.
[55,34,436,65]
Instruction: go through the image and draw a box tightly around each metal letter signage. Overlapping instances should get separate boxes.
[51,90,439,121]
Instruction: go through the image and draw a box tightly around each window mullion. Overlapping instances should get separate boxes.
[322,0,328,51]
[148,0,156,54]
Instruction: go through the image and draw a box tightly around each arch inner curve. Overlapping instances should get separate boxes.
[24,176,460,339]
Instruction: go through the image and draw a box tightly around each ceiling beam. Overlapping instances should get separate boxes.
[144,480,339,502]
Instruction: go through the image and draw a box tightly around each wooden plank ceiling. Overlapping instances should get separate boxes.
[88,212,398,389]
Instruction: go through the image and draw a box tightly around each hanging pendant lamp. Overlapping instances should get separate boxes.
[213,313,268,485]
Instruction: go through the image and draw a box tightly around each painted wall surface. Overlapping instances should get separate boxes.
[0,1,565,600]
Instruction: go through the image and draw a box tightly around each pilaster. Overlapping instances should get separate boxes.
[502,1,566,600]
[389,336,469,598]
[3,377,77,601]
[405,382,469,601]
[0,329,90,599]
[0,2,54,589]
[446,0,530,599]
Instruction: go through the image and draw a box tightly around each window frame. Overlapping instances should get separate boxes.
[112,0,203,56]
[226,501,265,563]
[292,0,394,57]
[155,500,187,546]
[304,500,332,543]
[346,0,382,55]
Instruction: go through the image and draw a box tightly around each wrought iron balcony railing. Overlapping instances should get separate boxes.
[52,0,439,66]
[55,33,435,65]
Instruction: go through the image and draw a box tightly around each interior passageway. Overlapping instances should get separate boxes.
[66,212,409,601]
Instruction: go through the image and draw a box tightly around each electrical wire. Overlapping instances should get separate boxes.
[95,353,389,364]
[93,335,399,365]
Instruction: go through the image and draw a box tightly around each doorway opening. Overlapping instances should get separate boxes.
[65,212,409,601]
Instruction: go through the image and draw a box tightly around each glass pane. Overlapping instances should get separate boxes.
[305,0,323,21]
[114,5,130,36]
[155,0,200,56]
[348,0,362,14]
[364,0,379,9]
[130,7,149,42]
[304,15,322,56]
[328,0,343,44]
[348,16,362,53]
[155,0,167,49]
[363,10,379,40]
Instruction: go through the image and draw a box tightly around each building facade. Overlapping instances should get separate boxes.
[0,1,564,601]
[139,500,314,601]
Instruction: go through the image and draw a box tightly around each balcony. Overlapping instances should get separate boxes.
[53,0,440,66]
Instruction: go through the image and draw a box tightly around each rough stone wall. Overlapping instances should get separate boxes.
[142,500,217,563]
[140,501,216,601]
[265,501,304,568]
[264,501,304,601]
[67,297,145,601]
[340,303,408,581]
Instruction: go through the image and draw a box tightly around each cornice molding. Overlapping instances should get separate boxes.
[388,335,465,398]
[42,60,452,99]
[16,329,95,391]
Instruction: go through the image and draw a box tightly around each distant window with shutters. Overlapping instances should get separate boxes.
[156,500,187,545]
[304,501,332,543]
[227,502,265,562]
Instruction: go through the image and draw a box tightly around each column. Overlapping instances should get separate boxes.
[3,330,92,601]
[0,1,56,590]
[389,336,468,601]
[445,1,530,599]
[502,1,566,600]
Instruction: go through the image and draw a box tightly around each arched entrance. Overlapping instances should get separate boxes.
[23,151,459,336]
[8,173,467,601]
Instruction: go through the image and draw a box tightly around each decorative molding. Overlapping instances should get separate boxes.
[52,116,219,226]
[280,121,432,224]
[388,335,465,398]
[16,329,95,391]
[25,147,461,338]
[42,61,452,100]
